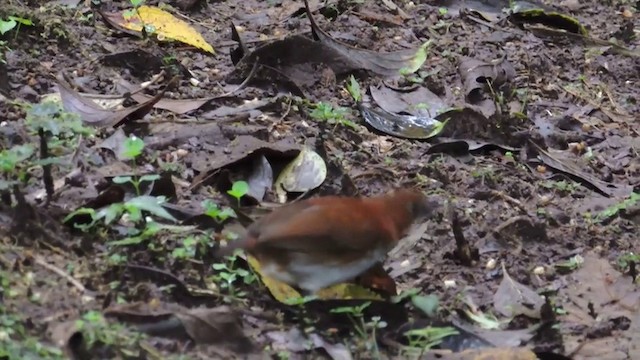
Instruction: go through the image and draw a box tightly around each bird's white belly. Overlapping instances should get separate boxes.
[289,249,386,293]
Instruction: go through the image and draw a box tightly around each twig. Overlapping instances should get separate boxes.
[449,207,475,266]
[38,128,54,205]
[489,189,528,214]
[34,255,88,294]
[217,58,260,98]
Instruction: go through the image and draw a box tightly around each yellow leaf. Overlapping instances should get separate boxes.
[246,255,383,303]
[120,6,214,54]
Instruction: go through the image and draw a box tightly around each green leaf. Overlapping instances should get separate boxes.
[8,16,33,26]
[108,236,145,246]
[139,174,161,183]
[100,203,125,225]
[227,180,249,200]
[346,75,362,103]
[412,295,440,317]
[217,207,237,221]
[112,176,132,184]
[212,263,228,271]
[125,195,177,222]
[399,40,432,75]
[120,136,144,160]
[63,207,96,223]
[0,144,35,172]
[597,192,640,221]
[0,19,17,35]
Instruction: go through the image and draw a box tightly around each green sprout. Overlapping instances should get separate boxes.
[227,180,249,205]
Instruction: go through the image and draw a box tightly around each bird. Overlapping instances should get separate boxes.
[216,188,439,295]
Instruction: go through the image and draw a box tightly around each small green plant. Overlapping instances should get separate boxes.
[0,310,65,359]
[597,192,640,222]
[75,311,145,355]
[227,180,249,205]
[504,151,515,161]
[0,16,33,64]
[554,254,584,273]
[0,16,33,38]
[309,102,358,130]
[540,180,580,195]
[617,252,640,273]
[1,101,93,196]
[470,166,497,185]
[346,75,361,103]
[64,136,178,240]
[330,302,386,354]
[212,254,257,299]
[404,326,458,352]
[203,199,237,222]
[0,270,65,359]
[123,0,145,18]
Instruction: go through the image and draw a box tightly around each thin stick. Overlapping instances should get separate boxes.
[34,255,87,294]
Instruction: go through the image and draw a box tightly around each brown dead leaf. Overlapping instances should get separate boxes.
[57,74,170,128]
[493,263,544,319]
[421,347,538,360]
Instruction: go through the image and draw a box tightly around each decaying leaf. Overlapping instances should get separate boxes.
[266,328,353,360]
[100,5,214,53]
[57,74,171,128]
[493,263,544,319]
[274,147,327,203]
[359,103,448,140]
[421,347,538,360]
[227,0,429,90]
[103,302,254,352]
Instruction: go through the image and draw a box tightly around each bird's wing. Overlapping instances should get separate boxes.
[254,201,391,254]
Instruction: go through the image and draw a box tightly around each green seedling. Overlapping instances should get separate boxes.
[227,181,249,205]
[212,254,257,299]
[346,75,362,103]
[309,102,358,130]
[504,151,515,161]
[404,326,458,351]
[554,254,584,273]
[75,311,145,354]
[617,252,640,273]
[597,192,640,222]
[540,180,580,194]
[331,301,386,355]
[124,0,145,18]
[112,136,162,196]
[203,199,237,222]
[119,135,144,160]
[65,195,176,234]
[0,16,33,38]
[171,233,218,260]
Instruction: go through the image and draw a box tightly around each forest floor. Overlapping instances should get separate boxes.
[0,0,639,359]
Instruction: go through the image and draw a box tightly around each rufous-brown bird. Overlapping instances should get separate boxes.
[217,189,438,294]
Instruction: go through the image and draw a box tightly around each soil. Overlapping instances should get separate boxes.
[0,0,639,359]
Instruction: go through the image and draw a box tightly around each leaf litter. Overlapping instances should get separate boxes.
[0,0,639,358]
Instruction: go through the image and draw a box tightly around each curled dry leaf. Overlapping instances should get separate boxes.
[274,147,327,203]
[57,74,170,128]
[493,263,544,319]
